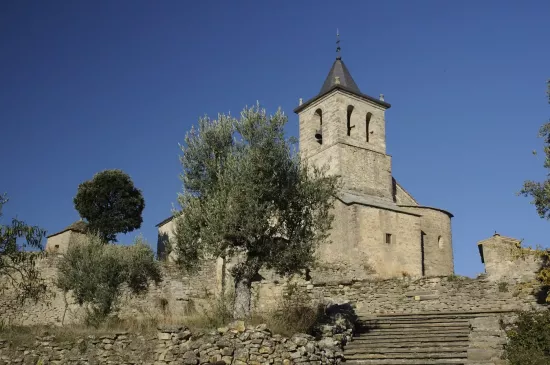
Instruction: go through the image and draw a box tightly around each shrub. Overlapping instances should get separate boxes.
[510,243,550,302]
[499,282,509,292]
[252,282,322,337]
[183,292,235,331]
[56,233,161,326]
[504,310,550,365]
[0,194,47,303]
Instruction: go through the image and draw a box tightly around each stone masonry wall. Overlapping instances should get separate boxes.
[252,275,544,315]
[298,90,391,200]
[309,200,423,283]
[407,206,454,277]
[45,231,87,254]
[0,321,347,364]
[0,332,156,365]
[467,314,510,365]
[2,253,544,328]
[297,90,387,159]
[0,256,218,326]
[478,234,541,282]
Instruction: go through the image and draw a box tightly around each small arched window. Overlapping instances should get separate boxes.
[438,235,444,249]
[366,112,372,142]
[314,109,322,144]
[347,105,355,137]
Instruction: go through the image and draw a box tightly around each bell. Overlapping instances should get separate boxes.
[315,129,322,143]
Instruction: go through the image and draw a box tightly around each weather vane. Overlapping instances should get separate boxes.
[336,28,341,60]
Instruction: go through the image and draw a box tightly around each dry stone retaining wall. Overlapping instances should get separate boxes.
[0,321,348,365]
[253,275,543,315]
[0,332,155,365]
[1,255,545,328]
[467,314,510,365]
[0,256,218,326]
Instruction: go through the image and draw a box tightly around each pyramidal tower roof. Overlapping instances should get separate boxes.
[319,58,361,95]
[295,32,390,113]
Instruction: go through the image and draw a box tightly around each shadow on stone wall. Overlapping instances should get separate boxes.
[157,232,170,260]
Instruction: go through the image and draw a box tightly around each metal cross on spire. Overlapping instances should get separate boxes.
[336,28,341,60]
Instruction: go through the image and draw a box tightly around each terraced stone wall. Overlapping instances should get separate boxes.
[252,275,544,315]
[0,256,218,326]
[0,321,348,365]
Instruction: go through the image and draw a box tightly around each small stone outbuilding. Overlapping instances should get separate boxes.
[478,233,541,282]
[45,220,88,254]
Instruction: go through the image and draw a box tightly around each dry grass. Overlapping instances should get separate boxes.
[0,296,234,348]
[250,283,323,337]
[181,294,235,332]
[0,316,167,347]
[250,305,322,337]
[0,285,326,347]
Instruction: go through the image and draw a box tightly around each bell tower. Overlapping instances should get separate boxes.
[294,37,393,200]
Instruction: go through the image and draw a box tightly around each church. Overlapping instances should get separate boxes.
[157,48,454,281]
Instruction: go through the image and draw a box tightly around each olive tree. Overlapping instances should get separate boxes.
[518,81,550,302]
[0,194,47,303]
[173,104,339,318]
[520,80,550,216]
[56,233,161,326]
[74,169,145,242]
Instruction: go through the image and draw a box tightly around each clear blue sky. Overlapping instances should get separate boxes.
[1,1,548,277]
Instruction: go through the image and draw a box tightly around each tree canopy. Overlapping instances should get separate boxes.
[505,310,550,365]
[173,104,340,318]
[74,169,145,242]
[519,81,550,218]
[517,80,550,303]
[0,194,47,303]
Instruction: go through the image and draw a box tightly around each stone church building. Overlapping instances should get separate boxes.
[156,51,454,281]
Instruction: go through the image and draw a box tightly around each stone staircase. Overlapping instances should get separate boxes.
[344,312,486,364]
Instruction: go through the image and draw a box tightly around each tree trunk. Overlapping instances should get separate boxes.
[233,275,252,319]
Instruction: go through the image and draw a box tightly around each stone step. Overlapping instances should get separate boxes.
[360,321,470,328]
[344,311,485,365]
[345,359,466,365]
[345,352,467,360]
[356,309,513,320]
[351,337,469,345]
[359,329,470,336]
[346,341,470,349]
[345,346,468,355]
[354,330,470,340]
[350,339,470,347]
[357,331,470,339]
[345,341,468,351]
[357,326,470,333]
[359,318,470,325]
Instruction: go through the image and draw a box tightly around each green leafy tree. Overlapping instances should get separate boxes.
[56,233,161,326]
[173,104,340,318]
[520,80,550,218]
[505,310,550,365]
[74,169,145,242]
[518,81,550,302]
[0,194,47,302]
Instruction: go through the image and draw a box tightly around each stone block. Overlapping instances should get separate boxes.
[157,332,172,341]
[404,291,435,297]
[228,321,246,333]
[468,348,498,362]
